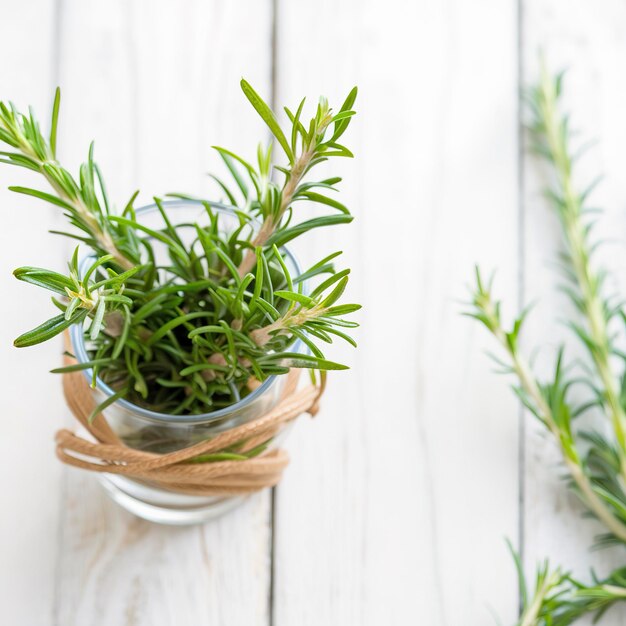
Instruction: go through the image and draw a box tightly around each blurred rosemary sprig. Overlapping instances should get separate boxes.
[468,64,626,623]
[470,269,626,543]
[512,547,626,626]
[1,80,360,415]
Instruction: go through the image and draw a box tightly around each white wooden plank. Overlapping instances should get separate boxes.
[54,494,271,626]
[522,3,626,623]
[0,3,64,625]
[51,2,275,624]
[273,1,520,624]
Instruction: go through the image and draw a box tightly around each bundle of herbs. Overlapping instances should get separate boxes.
[468,65,626,625]
[0,81,360,418]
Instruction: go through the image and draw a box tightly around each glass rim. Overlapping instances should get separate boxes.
[71,199,303,424]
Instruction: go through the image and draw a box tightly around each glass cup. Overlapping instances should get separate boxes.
[69,200,302,525]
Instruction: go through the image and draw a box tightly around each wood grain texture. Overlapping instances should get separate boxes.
[0,2,63,625]
[272,1,520,624]
[50,2,275,625]
[5,1,626,624]
[521,2,626,624]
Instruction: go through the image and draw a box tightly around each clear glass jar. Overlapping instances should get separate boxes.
[69,200,302,525]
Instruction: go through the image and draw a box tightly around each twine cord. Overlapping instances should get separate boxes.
[55,367,323,497]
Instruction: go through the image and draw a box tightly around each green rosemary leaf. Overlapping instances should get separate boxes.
[309,268,350,299]
[211,245,242,284]
[320,326,357,348]
[297,191,350,214]
[48,230,93,245]
[295,251,343,284]
[179,362,230,376]
[319,275,349,308]
[262,352,348,371]
[331,86,358,142]
[288,97,306,155]
[187,452,249,463]
[146,312,210,346]
[254,297,281,321]
[93,163,110,215]
[13,266,75,295]
[122,190,140,218]
[50,358,111,374]
[274,291,315,307]
[208,174,238,205]
[102,294,133,306]
[154,196,187,252]
[211,146,259,185]
[88,387,128,423]
[240,78,294,163]
[330,111,357,125]
[92,265,142,289]
[108,215,188,262]
[8,185,76,211]
[295,324,329,350]
[14,310,86,347]
[323,303,361,316]
[267,214,353,247]
[89,297,106,340]
[321,145,354,158]
[217,151,249,199]
[81,254,114,291]
[0,153,43,171]
[111,305,131,360]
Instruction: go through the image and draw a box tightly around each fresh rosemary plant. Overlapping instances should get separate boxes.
[1,80,360,416]
[468,65,626,624]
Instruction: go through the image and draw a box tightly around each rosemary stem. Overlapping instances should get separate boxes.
[237,146,316,277]
[599,585,626,598]
[518,571,561,626]
[512,352,626,542]
[539,74,626,483]
[15,136,133,270]
[470,66,626,624]
[518,361,626,540]
[488,307,626,542]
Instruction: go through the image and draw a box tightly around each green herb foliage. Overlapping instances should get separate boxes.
[510,542,626,626]
[468,64,626,624]
[1,81,360,414]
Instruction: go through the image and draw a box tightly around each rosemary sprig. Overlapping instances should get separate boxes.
[512,546,626,626]
[527,64,626,483]
[469,269,626,543]
[214,80,357,277]
[0,90,133,269]
[2,81,360,415]
[467,64,626,624]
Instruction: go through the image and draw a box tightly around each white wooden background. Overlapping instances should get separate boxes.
[2,1,626,625]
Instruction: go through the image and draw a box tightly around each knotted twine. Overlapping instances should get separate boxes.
[55,361,324,497]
